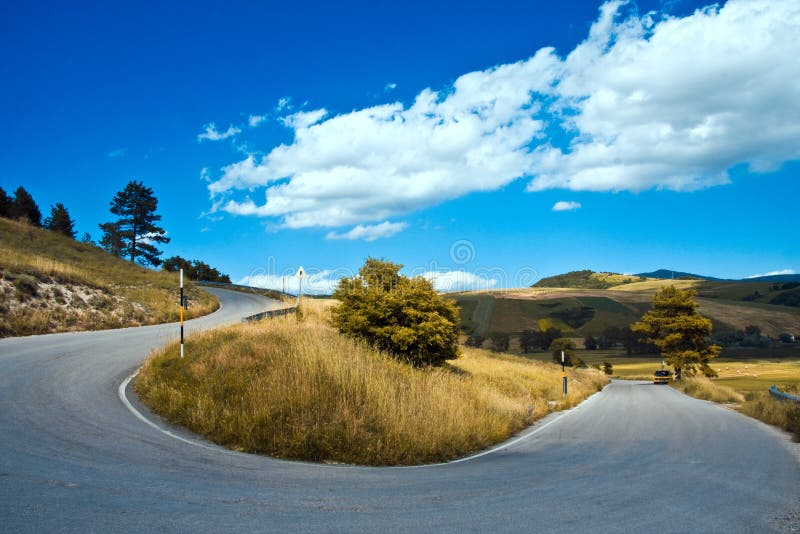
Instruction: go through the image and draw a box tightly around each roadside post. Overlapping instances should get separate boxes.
[296,266,306,306]
[180,268,185,359]
[562,350,567,396]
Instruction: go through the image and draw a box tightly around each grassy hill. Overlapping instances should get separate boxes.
[0,217,217,337]
[450,283,800,341]
[534,270,648,289]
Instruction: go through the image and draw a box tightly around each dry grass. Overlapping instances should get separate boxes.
[671,377,745,404]
[136,300,608,466]
[609,279,701,292]
[0,217,218,336]
[739,392,800,442]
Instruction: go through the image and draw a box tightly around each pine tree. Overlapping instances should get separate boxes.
[99,222,123,256]
[0,186,11,217]
[44,203,76,238]
[9,186,42,226]
[631,286,721,378]
[101,180,170,266]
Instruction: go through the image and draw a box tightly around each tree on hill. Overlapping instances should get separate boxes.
[550,338,576,366]
[9,186,42,226]
[631,286,721,379]
[520,327,563,353]
[101,181,169,266]
[99,222,123,257]
[44,203,76,238]
[489,332,510,352]
[162,256,231,283]
[0,187,11,217]
[332,258,460,367]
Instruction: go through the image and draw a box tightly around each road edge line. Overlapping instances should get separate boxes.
[119,370,608,469]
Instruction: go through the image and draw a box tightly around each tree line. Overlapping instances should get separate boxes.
[0,181,229,281]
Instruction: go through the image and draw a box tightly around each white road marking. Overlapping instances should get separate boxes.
[119,368,608,468]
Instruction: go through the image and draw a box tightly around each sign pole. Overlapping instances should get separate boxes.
[180,269,185,359]
[296,266,306,307]
[562,350,567,396]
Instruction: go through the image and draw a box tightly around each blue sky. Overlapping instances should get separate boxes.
[2,0,798,293]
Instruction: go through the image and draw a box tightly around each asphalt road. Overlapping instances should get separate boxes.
[1,288,798,532]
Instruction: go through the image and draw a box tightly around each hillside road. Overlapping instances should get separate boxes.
[1,288,798,532]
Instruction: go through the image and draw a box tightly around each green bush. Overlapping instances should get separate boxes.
[332,258,460,367]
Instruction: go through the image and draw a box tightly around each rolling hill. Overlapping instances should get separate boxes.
[0,217,218,337]
[451,281,800,343]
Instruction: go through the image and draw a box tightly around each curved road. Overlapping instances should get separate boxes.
[1,289,798,532]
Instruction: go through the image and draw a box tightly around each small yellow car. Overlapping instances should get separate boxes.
[653,369,672,384]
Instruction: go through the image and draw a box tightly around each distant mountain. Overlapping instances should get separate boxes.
[744,274,800,283]
[635,269,723,281]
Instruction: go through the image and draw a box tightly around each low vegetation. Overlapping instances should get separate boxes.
[0,217,217,336]
[671,377,745,404]
[136,298,608,466]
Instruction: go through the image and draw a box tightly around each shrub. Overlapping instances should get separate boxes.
[465,334,485,348]
[332,258,460,367]
[602,361,613,375]
[489,332,510,352]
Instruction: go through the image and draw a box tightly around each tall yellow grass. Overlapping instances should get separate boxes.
[671,377,745,404]
[136,301,608,465]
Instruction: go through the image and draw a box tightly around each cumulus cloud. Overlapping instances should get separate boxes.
[552,201,582,212]
[206,0,800,230]
[326,221,408,241]
[385,82,397,92]
[280,109,328,130]
[198,122,241,142]
[528,0,800,192]
[745,269,796,279]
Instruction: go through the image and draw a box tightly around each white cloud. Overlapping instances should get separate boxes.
[107,148,127,158]
[248,114,267,127]
[325,221,408,241]
[198,122,241,142]
[385,83,397,92]
[280,109,328,130]
[276,97,292,112]
[206,0,800,230]
[420,270,498,293]
[552,201,582,212]
[528,0,800,192]
[745,269,796,279]
[239,270,340,296]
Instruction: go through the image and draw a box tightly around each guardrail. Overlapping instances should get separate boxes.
[241,306,297,323]
[196,280,296,299]
[195,280,298,323]
[769,386,800,404]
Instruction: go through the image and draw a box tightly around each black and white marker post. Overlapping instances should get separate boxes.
[562,350,567,396]
[179,268,185,359]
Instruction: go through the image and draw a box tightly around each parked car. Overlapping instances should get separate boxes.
[653,369,672,385]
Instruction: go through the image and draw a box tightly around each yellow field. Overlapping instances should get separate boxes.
[609,279,701,292]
